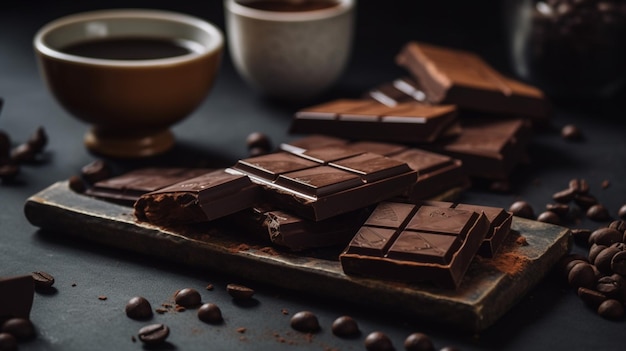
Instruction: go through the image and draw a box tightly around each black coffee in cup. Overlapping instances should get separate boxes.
[240,0,339,12]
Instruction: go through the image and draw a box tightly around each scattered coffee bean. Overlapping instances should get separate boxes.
[364,331,394,351]
[125,296,153,320]
[546,203,569,217]
[597,299,624,320]
[0,333,17,351]
[1,318,36,341]
[67,175,86,193]
[31,271,55,290]
[137,323,169,345]
[81,160,112,184]
[569,178,589,195]
[508,201,534,219]
[610,251,626,275]
[174,288,201,308]
[26,126,48,153]
[552,187,576,203]
[577,287,607,308]
[226,283,255,300]
[561,124,583,141]
[618,204,626,220]
[567,262,596,289]
[588,244,608,263]
[197,303,223,324]
[587,204,611,221]
[589,227,622,246]
[246,132,272,152]
[331,316,360,338]
[594,246,621,273]
[537,211,560,225]
[596,274,625,299]
[0,164,19,182]
[0,130,10,160]
[290,311,320,333]
[608,220,626,233]
[10,143,36,163]
[248,146,269,157]
[404,332,434,351]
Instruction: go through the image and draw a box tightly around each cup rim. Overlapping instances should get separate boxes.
[225,0,354,22]
[33,8,224,67]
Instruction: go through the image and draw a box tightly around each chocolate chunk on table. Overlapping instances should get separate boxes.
[289,98,459,143]
[422,201,513,257]
[0,275,35,322]
[281,136,470,201]
[134,169,260,225]
[230,146,417,221]
[339,201,490,289]
[395,41,551,121]
[85,167,210,205]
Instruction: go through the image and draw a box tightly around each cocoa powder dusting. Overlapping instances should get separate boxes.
[486,251,530,275]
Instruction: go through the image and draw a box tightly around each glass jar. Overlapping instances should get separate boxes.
[504,0,626,98]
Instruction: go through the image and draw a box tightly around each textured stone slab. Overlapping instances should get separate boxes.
[24,181,571,332]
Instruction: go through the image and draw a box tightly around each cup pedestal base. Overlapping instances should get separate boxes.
[84,128,175,158]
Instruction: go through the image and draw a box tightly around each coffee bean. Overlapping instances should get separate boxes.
[508,201,534,219]
[557,254,589,277]
[0,333,17,351]
[0,164,19,182]
[597,299,624,320]
[552,188,576,203]
[246,132,272,152]
[611,251,626,275]
[0,130,10,161]
[577,287,607,308]
[537,211,560,225]
[594,246,621,273]
[226,283,255,300]
[125,296,153,320]
[608,220,626,233]
[618,204,626,219]
[81,160,112,184]
[569,178,589,194]
[561,124,583,141]
[564,259,588,277]
[1,318,35,341]
[68,175,86,193]
[588,244,607,263]
[331,316,360,338]
[174,288,201,308]
[26,126,47,153]
[364,331,394,351]
[290,311,320,333]
[197,303,223,324]
[10,143,36,163]
[248,146,269,157]
[567,262,596,289]
[589,227,622,246]
[404,332,435,351]
[31,271,55,290]
[546,203,569,217]
[587,204,611,221]
[574,194,598,209]
[596,274,626,300]
[137,323,169,345]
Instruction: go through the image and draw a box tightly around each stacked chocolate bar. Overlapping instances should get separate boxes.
[290,41,551,183]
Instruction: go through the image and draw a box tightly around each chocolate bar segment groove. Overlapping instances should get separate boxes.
[340,201,490,289]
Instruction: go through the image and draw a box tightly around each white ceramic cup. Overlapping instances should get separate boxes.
[224,0,355,101]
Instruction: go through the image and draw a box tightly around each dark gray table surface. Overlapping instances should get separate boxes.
[2,1,625,350]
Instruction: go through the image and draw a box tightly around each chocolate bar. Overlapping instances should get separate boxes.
[0,275,35,322]
[134,169,260,225]
[339,201,490,289]
[85,167,210,204]
[281,136,470,201]
[230,204,373,251]
[289,98,459,143]
[395,41,551,120]
[422,201,513,257]
[423,117,532,180]
[229,146,417,221]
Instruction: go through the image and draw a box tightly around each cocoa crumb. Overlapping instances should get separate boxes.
[515,235,529,246]
[259,246,280,256]
[98,295,107,300]
[175,305,186,312]
[155,308,168,314]
[236,327,247,333]
[601,180,610,189]
[205,283,214,291]
[281,308,289,315]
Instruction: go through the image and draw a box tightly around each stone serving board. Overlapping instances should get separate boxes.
[24,181,571,332]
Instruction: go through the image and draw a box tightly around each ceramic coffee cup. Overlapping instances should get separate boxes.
[34,9,223,158]
[224,0,355,101]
